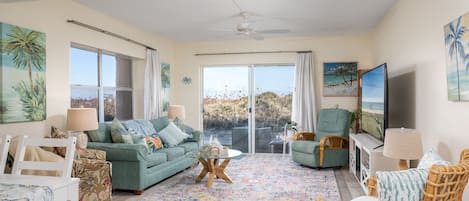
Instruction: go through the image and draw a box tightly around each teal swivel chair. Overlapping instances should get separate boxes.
[291,108,350,168]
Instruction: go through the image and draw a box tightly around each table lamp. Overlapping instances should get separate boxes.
[168,105,185,121]
[66,108,98,149]
[383,128,423,170]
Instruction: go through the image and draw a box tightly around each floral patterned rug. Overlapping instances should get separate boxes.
[126,154,341,201]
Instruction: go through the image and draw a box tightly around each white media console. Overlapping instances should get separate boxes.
[349,133,398,193]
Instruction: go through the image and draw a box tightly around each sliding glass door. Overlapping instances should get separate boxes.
[253,66,295,153]
[202,64,295,153]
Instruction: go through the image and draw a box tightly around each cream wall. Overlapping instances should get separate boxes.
[173,35,374,129]
[0,0,174,137]
[373,0,469,161]
[373,1,469,197]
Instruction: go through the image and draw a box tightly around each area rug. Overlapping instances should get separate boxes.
[126,154,341,201]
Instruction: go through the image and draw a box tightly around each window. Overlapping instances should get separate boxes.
[70,46,133,122]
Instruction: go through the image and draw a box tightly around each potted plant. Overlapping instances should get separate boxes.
[350,109,362,134]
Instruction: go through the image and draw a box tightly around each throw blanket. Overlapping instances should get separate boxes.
[0,183,53,201]
[376,168,429,201]
[8,136,64,176]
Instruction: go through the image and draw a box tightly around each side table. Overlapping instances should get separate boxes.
[269,138,289,154]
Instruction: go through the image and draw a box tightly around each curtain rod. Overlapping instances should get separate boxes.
[194,50,312,56]
[67,19,156,51]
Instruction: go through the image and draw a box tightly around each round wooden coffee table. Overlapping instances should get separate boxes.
[195,149,242,188]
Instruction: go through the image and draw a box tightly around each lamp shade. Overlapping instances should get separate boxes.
[66,108,98,131]
[168,105,185,121]
[383,128,423,160]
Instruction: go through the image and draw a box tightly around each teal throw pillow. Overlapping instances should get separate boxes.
[376,168,429,201]
[158,122,190,147]
[132,134,150,152]
[150,117,170,132]
[86,123,112,143]
[173,118,194,135]
[417,149,451,169]
[111,118,133,144]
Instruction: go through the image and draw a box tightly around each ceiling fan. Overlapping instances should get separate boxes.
[227,0,290,40]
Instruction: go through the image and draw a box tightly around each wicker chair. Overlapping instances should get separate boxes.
[367,149,469,201]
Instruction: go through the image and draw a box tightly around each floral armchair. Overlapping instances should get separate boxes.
[6,146,112,201]
[73,149,112,201]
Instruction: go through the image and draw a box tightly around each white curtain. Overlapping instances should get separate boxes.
[144,49,163,120]
[292,52,317,132]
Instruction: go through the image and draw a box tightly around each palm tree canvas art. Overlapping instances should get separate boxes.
[445,12,469,101]
[323,62,358,96]
[0,22,46,123]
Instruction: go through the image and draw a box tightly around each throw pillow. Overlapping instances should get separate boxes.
[150,117,170,132]
[111,118,133,144]
[145,136,163,152]
[136,120,157,135]
[50,126,68,157]
[376,168,429,201]
[122,120,157,136]
[417,149,451,169]
[86,123,112,143]
[173,118,194,135]
[132,134,149,152]
[158,122,190,147]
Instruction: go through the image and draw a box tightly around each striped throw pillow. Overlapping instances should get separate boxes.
[376,168,429,201]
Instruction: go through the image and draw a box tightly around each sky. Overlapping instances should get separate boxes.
[203,66,295,98]
[70,47,116,87]
[361,64,386,103]
[70,47,117,99]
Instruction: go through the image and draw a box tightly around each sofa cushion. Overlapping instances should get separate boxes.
[177,142,199,154]
[158,122,190,147]
[145,152,167,168]
[122,120,157,136]
[88,142,147,161]
[150,117,170,132]
[111,118,133,144]
[291,141,320,154]
[156,147,185,161]
[86,123,112,143]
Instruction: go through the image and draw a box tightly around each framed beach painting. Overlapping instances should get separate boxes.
[444,12,469,101]
[0,22,46,123]
[323,62,358,97]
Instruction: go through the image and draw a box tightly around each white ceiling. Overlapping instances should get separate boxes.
[74,0,397,42]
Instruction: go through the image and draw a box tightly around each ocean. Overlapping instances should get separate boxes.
[362,102,384,112]
[324,74,357,87]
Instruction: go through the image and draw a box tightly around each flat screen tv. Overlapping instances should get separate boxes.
[360,63,388,142]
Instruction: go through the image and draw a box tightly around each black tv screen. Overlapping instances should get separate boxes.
[361,63,388,141]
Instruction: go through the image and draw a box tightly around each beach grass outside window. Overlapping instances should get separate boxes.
[70,45,133,122]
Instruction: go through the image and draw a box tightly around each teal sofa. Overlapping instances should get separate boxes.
[291,108,350,168]
[85,117,201,194]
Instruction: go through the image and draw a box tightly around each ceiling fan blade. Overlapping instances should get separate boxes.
[256,29,290,34]
[251,34,264,41]
[212,27,237,32]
